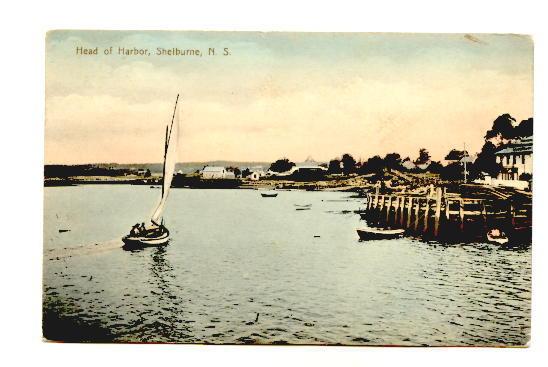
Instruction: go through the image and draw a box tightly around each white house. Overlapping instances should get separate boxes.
[401,159,416,170]
[201,166,233,179]
[476,137,533,190]
[495,137,532,181]
[249,166,266,180]
[290,157,328,175]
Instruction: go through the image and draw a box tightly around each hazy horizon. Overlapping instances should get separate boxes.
[46,31,533,165]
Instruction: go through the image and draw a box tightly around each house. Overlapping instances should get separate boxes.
[460,154,476,165]
[401,158,416,171]
[267,157,328,177]
[444,149,476,166]
[415,161,431,171]
[291,157,328,175]
[201,166,232,179]
[476,137,532,190]
[495,137,532,181]
[249,166,266,181]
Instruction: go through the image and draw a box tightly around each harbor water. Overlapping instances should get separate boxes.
[43,185,531,345]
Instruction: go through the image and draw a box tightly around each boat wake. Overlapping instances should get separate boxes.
[45,239,123,261]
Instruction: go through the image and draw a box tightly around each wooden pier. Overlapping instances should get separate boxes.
[362,185,532,243]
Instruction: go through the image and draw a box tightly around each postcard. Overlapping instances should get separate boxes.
[44,31,532,345]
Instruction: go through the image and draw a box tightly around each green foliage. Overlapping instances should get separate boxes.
[414,148,431,165]
[328,159,342,174]
[519,172,532,181]
[428,161,443,174]
[269,158,295,173]
[473,141,501,178]
[514,118,533,138]
[383,153,401,170]
[359,155,384,175]
[440,162,464,181]
[341,153,356,175]
[241,168,251,178]
[485,113,516,140]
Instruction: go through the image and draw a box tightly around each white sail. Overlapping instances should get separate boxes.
[151,97,180,224]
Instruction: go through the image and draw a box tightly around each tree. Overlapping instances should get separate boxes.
[269,158,295,173]
[383,153,401,171]
[519,172,532,181]
[328,159,342,174]
[341,153,357,175]
[427,161,443,174]
[472,141,501,178]
[514,117,533,138]
[414,148,431,165]
[444,149,467,161]
[485,113,516,141]
[359,155,384,175]
[440,162,463,181]
[241,168,251,178]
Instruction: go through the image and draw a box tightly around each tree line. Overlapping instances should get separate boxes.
[267,114,533,182]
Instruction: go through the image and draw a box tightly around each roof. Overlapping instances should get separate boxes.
[416,162,431,170]
[495,137,533,155]
[202,166,226,172]
[445,150,468,161]
[296,156,324,168]
[460,154,476,163]
[401,160,416,170]
[294,165,328,171]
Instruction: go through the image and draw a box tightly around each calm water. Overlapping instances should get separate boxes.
[43,185,531,345]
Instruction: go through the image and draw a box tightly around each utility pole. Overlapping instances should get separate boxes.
[463,142,468,184]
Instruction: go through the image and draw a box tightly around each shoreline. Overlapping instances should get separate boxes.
[43,174,375,193]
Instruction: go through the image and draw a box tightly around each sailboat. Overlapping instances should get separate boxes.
[122,95,181,248]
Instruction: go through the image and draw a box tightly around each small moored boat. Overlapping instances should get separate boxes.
[486,228,509,245]
[261,192,278,198]
[356,227,405,241]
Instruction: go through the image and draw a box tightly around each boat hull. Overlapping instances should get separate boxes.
[487,234,509,245]
[122,228,170,248]
[261,193,278,197]
[356,228,404,241]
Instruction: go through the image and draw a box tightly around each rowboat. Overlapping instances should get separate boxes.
[261,192,278,198]
[122,94,181,249]
[486,229,509,245]
[356,227,405,241]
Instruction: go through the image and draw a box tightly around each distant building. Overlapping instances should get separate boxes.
[201,166,234,179]
[401,159,416,171]
[444,150,476,166]
[292,156,328,175]
[415,161,431,171]
[249,166,266,181]
[495,137,532,181]
[460,154,476,165]
[267,156,327,177]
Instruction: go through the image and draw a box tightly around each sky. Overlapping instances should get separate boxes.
[45,31,533,164]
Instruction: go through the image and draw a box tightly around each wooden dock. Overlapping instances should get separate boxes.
[362,185,532,243]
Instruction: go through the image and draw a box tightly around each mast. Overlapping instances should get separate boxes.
[161,94,180,198]
[152,94,179,226]
[463,142,468,184]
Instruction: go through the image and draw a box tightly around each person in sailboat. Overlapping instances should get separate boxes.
[130,223,140,235]
[122,94,179,248]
